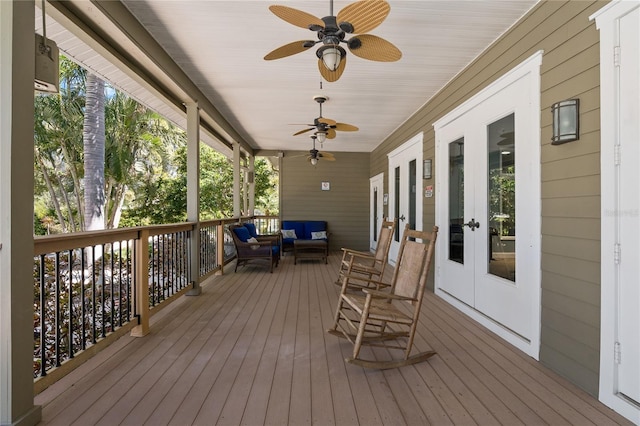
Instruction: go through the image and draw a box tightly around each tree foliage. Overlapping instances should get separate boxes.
[119,145,279,226]
[34,56,279,235]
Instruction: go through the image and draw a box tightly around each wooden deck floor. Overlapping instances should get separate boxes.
[36,252,632,426]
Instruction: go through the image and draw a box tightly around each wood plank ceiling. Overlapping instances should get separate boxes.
[38,1,539,156]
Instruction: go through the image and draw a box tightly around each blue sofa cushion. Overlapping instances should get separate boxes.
[232,226,251,242]
[243,222,258,238]
[304,221,326,240]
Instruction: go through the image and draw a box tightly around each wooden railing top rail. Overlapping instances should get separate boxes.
[201,218,241,227]
[34,223,196,256]
[32,216,280,256]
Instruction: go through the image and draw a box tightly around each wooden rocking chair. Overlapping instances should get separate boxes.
[335,218,396,290]
[328,224,439,369]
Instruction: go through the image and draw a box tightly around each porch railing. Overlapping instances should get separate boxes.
[32,216,279,392]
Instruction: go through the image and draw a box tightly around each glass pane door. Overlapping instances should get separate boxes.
[394,166,400,242]
[487,114,515,281]
[449,138,464,264]
[409,159,416,239]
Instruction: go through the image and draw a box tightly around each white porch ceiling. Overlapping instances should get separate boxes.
[40,1,538,155]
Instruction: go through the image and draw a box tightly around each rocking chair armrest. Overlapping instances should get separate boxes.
[362,288,415,301]
[340,248,373,258]
[344,251,376,262]
[342,275,390,288]
[341,275,391,290]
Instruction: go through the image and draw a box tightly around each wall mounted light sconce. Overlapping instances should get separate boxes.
[551,99,580,145]
[423,159,433,179]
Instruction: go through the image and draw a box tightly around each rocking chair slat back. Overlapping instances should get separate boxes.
[392,240,428,300]
[375,224,394,262]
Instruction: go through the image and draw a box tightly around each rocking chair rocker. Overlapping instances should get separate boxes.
[328,224,438,369]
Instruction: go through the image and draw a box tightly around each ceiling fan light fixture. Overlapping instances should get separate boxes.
[316,131,327,143]
[310,157,319,166]
[317,45,345,71]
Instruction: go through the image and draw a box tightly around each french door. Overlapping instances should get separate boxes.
[434,52,542,357]
[387,134,422,264]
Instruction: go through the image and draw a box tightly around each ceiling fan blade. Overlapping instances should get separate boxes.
[293,128,314,136]
[317,117,337,126]
[319,152,336,161]
[268,5,325,30]
[318,56,346,82]
[334,122,359,132]
[497,138,514,146]
[264,40,314,60]
[337,0,390,34]
[326,129,337,139]
[348,34,401,62]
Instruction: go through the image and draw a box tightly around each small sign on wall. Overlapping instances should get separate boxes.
[321,181,330,191]
[425,185,434,198]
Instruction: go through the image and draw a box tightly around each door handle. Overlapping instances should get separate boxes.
[399,215,406,222]
[463,218,480,231]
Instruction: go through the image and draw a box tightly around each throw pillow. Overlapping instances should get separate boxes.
[247,237,260,250]
[311,231,327,240]
[243,223,258,238]
[232,226,251,242]
[281,229,297,239]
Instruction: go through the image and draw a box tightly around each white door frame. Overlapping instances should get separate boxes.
[387,133,423,264]
[433,51,542,359]
[370,173,384,251]
[592,2,640,423]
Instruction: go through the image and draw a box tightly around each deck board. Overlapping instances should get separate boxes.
[36,252,634,426]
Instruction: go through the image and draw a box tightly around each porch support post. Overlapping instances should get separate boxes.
[0,1,42,424]
[131,229,150,337]
[248,155,255,216]
[233,142,241,218]
[216,223,225,274]
[185,101,201,295]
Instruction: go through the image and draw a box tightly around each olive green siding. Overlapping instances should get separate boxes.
[370,0,608,396]
[280,151,370,252]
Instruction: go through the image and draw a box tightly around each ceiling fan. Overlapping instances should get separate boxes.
[308,134,335,165]
[497,131,514,146]
[264,0,402,82]
[292,95,358,142]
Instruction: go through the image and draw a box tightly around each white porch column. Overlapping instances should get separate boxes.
[0,1,42,425]
[233,142,241,217]
[185,102,201,295]
[248,155,255,216]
